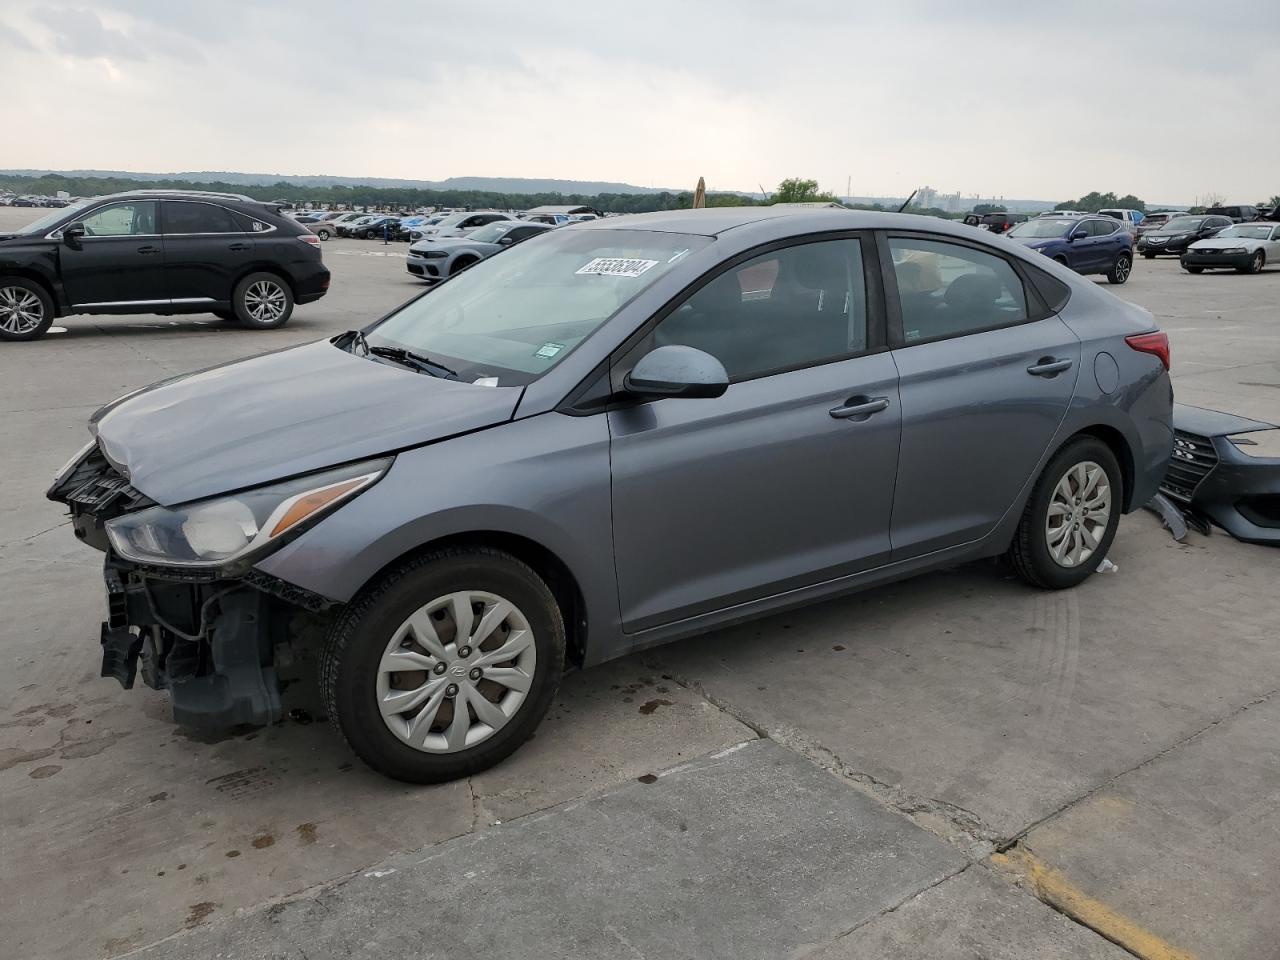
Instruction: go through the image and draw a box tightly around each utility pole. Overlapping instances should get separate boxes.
[846,175,851,201]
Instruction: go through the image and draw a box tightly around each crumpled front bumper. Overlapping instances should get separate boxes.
[1160,404,1280,545]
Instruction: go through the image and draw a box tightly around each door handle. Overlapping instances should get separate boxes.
[228,242,250,252]
[1027,357,1073,377]
[136,245,160,255]
[829,396,890,420]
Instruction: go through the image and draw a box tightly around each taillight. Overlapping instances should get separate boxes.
[298,234,321,248]
[1125,331,1170,370]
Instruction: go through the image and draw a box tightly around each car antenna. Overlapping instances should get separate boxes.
[897,189,918,214]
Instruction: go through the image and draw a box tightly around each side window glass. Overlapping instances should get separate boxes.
[889,237,1028,344]
[79,201,157,237]
[163,202,239,235]
[651,238,868,382]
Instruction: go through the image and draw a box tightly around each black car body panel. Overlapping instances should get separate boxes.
[1161,403,1280,545]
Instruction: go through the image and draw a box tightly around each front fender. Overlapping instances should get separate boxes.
[254,411,626,662]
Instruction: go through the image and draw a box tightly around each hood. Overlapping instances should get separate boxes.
[1174,403,1276,438]
[1189,236,1260,250]
[91,339,522,505]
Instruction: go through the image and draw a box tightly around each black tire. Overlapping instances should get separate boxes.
[212,309,238,323]
[1107,253,1132,284]
[316,229,331,241]
[450,256,480,276]
[1053,256,1069,267]
[1184,264,1204,274]
[231,272,293,329]
[1141,252,1156,259]
[0,275,55,342]
[1007,436,1123,590]
[1238,251,1264,275]
[321,548,565,783]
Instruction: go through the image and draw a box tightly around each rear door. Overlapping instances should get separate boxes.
[608,234,901,631]
[883,232,1081,557]
[159,200,252,306]
[58,200,165,309]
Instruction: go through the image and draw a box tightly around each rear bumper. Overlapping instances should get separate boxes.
[291,260,331,303]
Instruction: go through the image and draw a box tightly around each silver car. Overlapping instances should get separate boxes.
[406,220,552,282]
[410,210,514,241]
[49,208,1173,782]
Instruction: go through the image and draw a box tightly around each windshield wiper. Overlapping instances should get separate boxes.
[368,345,459,379]
[341,329,370,355]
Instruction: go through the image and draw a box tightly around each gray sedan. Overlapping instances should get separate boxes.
[406,220,552,281]
[49,208,1173,783]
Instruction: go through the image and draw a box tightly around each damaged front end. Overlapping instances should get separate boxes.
[1160,403,1280,545]
[48,442,388,728]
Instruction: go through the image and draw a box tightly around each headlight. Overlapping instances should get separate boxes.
[106,457,391,571]
[1218,247,1247,254]
[1228,430,1280,459]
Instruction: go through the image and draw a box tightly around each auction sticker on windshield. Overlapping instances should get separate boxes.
[576,257,659,278]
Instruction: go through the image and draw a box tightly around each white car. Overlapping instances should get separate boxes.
[1182,222,1280,275]
[410,210,514,241]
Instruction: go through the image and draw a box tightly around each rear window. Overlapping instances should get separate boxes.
[980,214,1008,224]
[1097,210,1124,220]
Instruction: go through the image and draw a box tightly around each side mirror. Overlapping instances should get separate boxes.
[498,236,514,245]
[1067,230,1084,241]
[63,222,86,246]
[623,345,729,400]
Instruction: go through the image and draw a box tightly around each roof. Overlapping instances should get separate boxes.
[524,204,598,215]
[97,189,261,203]
[575,206,985,239]
[767,201,847,209]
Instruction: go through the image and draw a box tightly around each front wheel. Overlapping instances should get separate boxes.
[1238,251,1265,275]
[0,276,55,341]
[321,548,565,783]
[1141,252,1156,259]
[232,272,293,329]
[1107,253,1132,284]
[1007,437,1122,590]
[1183,264,1204,274]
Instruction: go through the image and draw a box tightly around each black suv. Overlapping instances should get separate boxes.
[979,212,1029,234]
[0,190,330,341]
[1205,205,1259,223]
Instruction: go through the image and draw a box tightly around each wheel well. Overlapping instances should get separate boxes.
[1071,425,1135,510]
[0,269,59,314]
[450,255,479,275]
[357,531,588,667]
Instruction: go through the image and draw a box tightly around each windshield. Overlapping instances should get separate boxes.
[1008,218,1074,239]
[369,228,711,386]
[14,198,94,234]
[467,223,511,243]
[1220,225,1272,239]
[1163,217,1204,232]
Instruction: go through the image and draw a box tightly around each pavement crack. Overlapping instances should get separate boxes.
[466,776,481,832]
[996,684,1280,853]
[650,663,999,852]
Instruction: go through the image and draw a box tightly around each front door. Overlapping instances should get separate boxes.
[59,200,165,309]
[608,235,901,632]
[884,233,1081,557]
[159,200,253,305]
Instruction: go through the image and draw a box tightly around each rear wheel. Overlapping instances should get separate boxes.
[0,276,54,341]
[1008,437,1122,590]
[232,272,293,329]
[321,548,565,783]
[1107,253,1132,284]
[316,228,331,241]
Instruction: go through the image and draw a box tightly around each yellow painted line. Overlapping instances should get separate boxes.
[991,846,1196,960]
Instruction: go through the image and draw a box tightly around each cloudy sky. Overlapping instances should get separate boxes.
[2,1,1278,203]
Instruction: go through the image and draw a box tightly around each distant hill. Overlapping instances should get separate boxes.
[0,169,683,196]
